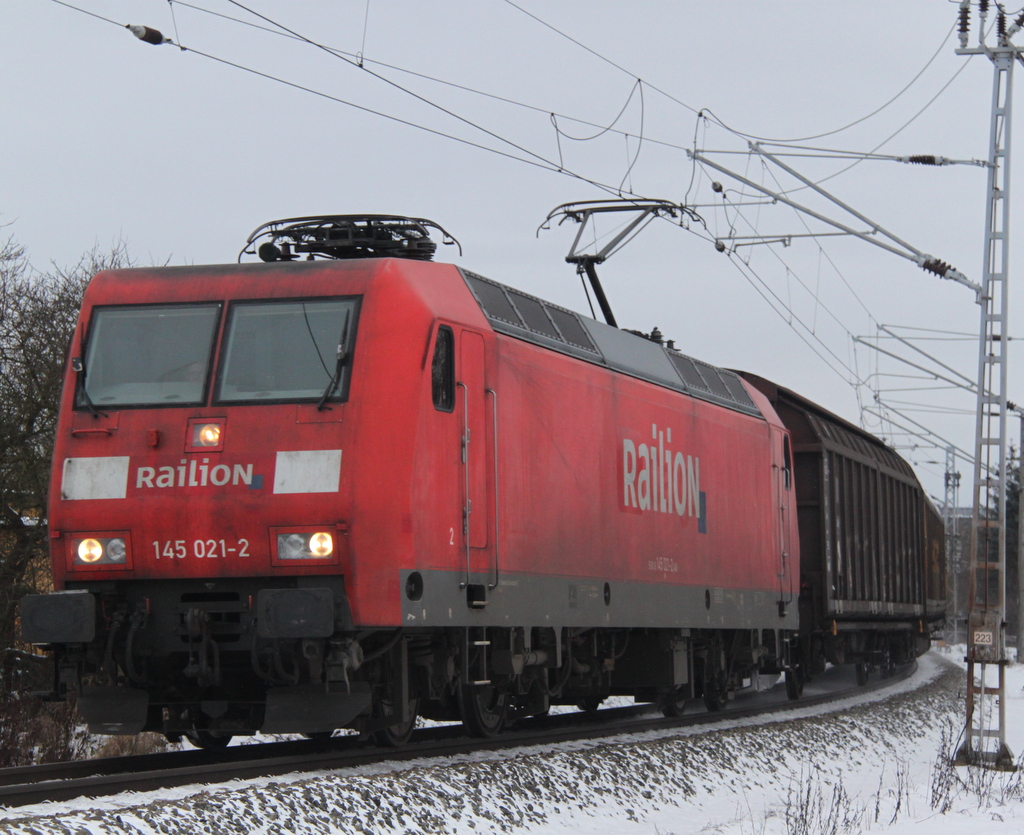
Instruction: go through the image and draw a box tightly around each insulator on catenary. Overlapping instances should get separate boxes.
[959,5,970,38]
[998,11,1006,38]
[908,155,939,165]
[127,24,167,45]
[980,0,989,13]
[921,258,954,278]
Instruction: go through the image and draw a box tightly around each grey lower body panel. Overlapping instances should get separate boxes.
[262,682,372,734]
[78,685,149,735]
[399,569,791,632]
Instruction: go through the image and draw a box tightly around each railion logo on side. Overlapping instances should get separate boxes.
[622,423,705,530]
[135,459,262,489]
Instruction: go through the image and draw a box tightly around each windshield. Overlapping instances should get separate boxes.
[215,298,359,404]
[78,304,221,408]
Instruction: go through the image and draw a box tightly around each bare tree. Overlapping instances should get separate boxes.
[0,237,133,691]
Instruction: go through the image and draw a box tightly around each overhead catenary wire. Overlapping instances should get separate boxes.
[692,153,982,451]
[49,0,655,202]
[706,189,877,357]
[219,0,605,183]
[201,0,981,210]
[501,0,957,144]
[159,0,686,160]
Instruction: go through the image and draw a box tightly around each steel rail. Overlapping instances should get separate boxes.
[0,661,918,809]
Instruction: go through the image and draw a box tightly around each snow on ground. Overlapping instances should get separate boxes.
[0,649,1021,834]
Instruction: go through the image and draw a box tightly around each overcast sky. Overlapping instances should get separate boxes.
[3,0,1017,499]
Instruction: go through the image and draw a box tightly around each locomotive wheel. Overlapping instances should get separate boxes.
[661,686,689,718]
[855,662,868,687]
[702,667,727,712]
[373,696,419,747]
[458,682,508,737]
[881,652,895,679]
[700,635,728,713]
[577,696,603,714]
[784,668,803,701]
[186,729,232,749]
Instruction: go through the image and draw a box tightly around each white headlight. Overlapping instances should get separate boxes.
[77,539,104,563]
[309,532,333,557]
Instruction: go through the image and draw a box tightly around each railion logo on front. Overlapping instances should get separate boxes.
[135,460,259,489]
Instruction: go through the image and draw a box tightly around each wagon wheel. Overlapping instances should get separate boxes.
[185,708,233,749]
[661,685,689,718]
[303,731,334,741]
[703,667,728,712]
[880,649,896,679]
[373,694,419,747]
[701,638,728,712]
[577,696,603,714]
[784,667,803,701]
[458,681,509,737]
[186,729,232,749]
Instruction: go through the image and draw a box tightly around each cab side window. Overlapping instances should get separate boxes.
[783,436,793,490]
[432,325,455,412]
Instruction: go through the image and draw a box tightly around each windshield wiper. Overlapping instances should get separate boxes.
[317,311,351,411]
[71,355,107,419]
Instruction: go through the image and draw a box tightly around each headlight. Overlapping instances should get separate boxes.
[193,422,222,447]
[276,531,334,560]
[309,532,333,557]
[74,536,128,566]
[77,539,103,563]
[105,538,127,563]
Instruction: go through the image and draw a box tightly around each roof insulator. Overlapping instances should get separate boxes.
[921,258,952,278]
[127,24,168,45]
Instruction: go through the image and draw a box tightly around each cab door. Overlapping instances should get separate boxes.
[457,330,495,602]
[771,427,796,612]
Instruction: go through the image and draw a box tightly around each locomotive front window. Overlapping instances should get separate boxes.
[77,304,221,408]
[215,298,359,404]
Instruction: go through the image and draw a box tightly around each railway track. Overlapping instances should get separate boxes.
[0,661,916,810]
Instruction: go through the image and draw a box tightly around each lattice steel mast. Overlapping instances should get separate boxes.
[955,0,1017,770]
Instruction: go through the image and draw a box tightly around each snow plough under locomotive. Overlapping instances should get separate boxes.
[21,215,945,746]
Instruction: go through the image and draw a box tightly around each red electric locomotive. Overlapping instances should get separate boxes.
[20,215,938,745]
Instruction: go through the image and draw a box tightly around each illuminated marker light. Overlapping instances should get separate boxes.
[277,531,334,560]
[75,536,128,566]
[193,423,223,447]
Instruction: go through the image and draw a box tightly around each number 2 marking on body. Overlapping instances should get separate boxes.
[449,527,454,545]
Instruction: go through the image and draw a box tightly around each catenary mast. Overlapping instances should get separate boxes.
[955,0,1016,770]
